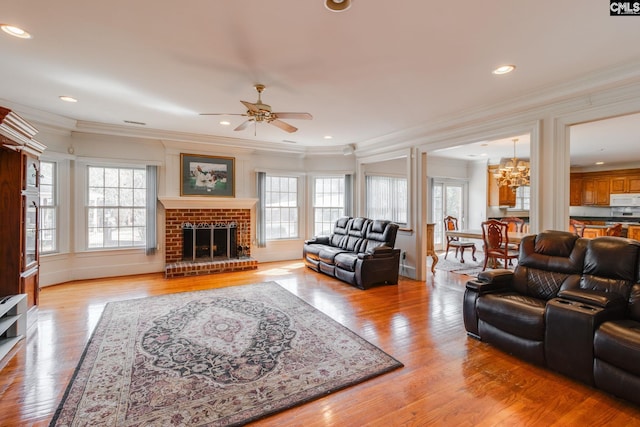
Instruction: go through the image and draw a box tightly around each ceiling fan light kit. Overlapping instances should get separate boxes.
[325,0,352,12]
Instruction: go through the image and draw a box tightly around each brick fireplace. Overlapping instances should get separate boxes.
[159,197,258,278]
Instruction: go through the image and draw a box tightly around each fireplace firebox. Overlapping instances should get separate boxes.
[182,222,237,261]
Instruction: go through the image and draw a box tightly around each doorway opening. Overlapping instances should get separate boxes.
[432,179,469,251]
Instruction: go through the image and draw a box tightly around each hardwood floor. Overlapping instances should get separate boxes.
[1,261,640,426]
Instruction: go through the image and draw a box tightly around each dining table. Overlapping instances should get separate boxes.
[444,229,531,269]
[445,229,530,244]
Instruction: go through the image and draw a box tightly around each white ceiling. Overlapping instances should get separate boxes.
[1,1,640,158]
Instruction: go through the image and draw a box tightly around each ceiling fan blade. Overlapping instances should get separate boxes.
[272,112,313,120]
[199,113,247,116]
[270,119,298,133]
[234,120,252,131]
[240,100,260,113]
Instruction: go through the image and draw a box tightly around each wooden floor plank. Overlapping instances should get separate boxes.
[0,261,639,426]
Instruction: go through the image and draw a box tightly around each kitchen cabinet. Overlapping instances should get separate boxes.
[628,225,640,241]
[0,107,46,320]
[610,175,640,194]
[582,176,610,206]
[571,169,640,206]
[582,229,604,238]
[570,174,582,206]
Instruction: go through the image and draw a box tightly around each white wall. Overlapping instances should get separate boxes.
[39,131,355,286]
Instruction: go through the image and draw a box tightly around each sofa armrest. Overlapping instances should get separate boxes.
[465,278,511,294]
[557,289,626,309]
[305,235,330,245]
[463,271,513,339]
[477,269,514,285]
[357,246,396,259]
[465,269,514,294]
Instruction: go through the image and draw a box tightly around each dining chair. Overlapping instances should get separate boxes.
[606,223,622,237]
[481,219,519,271]
[500,217,525,265]
[501,217,525,232]
[570,219,586,237]
[443,216,477,263]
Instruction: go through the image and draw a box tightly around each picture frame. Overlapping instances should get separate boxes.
[180,153,235,197]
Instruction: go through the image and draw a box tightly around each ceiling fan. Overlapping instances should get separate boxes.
[200,84,312,133]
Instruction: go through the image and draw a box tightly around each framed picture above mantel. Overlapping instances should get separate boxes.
[180,153,235,197]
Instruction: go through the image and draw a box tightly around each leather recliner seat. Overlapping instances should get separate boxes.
[464,230,640,406]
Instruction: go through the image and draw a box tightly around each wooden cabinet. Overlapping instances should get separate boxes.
[583,227,606,239]
[488,166,516,207]
[0,107,46,318]
[570,174,582,206]
[571,169,640,206]
[610,175,640,194]
[628,225,640,241]
[582,176,610,206]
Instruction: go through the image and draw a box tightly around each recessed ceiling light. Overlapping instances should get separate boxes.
[324,135,333,139]
[1,24,32,39]
[492,65,516,75]
[220,120,231,126]
[595,161,605,165]
[59,96,78,103]
[325,0,352,12]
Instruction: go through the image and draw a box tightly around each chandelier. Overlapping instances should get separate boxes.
[493,138,530,193]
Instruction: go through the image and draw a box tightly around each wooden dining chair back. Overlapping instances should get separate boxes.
[606,223,622,237]
[501,217,525,233]
[570,219,585,237]
[443,216,477,263]
[481,219,520,271]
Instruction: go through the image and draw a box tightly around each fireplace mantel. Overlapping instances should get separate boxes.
[159,197,258,210]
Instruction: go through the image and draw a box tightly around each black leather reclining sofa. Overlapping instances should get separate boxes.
[303,216,401,289]
[464,230,640,406]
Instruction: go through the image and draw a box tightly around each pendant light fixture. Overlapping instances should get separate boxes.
[493,138,530,193]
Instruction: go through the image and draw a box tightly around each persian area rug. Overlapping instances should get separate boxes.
[50,282,403,426]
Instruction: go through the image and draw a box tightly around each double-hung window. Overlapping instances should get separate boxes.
[509,186,530,211]
[365,175,407,225]
[313,176,346,236]
[39,160,58,253]
[265,175,299,240]
[87,166,147,249]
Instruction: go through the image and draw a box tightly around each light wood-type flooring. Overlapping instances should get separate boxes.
[1,260,640,426]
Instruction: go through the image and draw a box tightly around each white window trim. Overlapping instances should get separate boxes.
[76,160,149,252]
[261,172,305,242]
[311,175,348,237]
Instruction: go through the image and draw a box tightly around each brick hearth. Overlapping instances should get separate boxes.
[160,197,258,278]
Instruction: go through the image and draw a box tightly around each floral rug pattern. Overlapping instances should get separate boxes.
[51,282,403,426]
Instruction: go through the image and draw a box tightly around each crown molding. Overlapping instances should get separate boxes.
[158,197,258,210]
[356,59,640,155]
